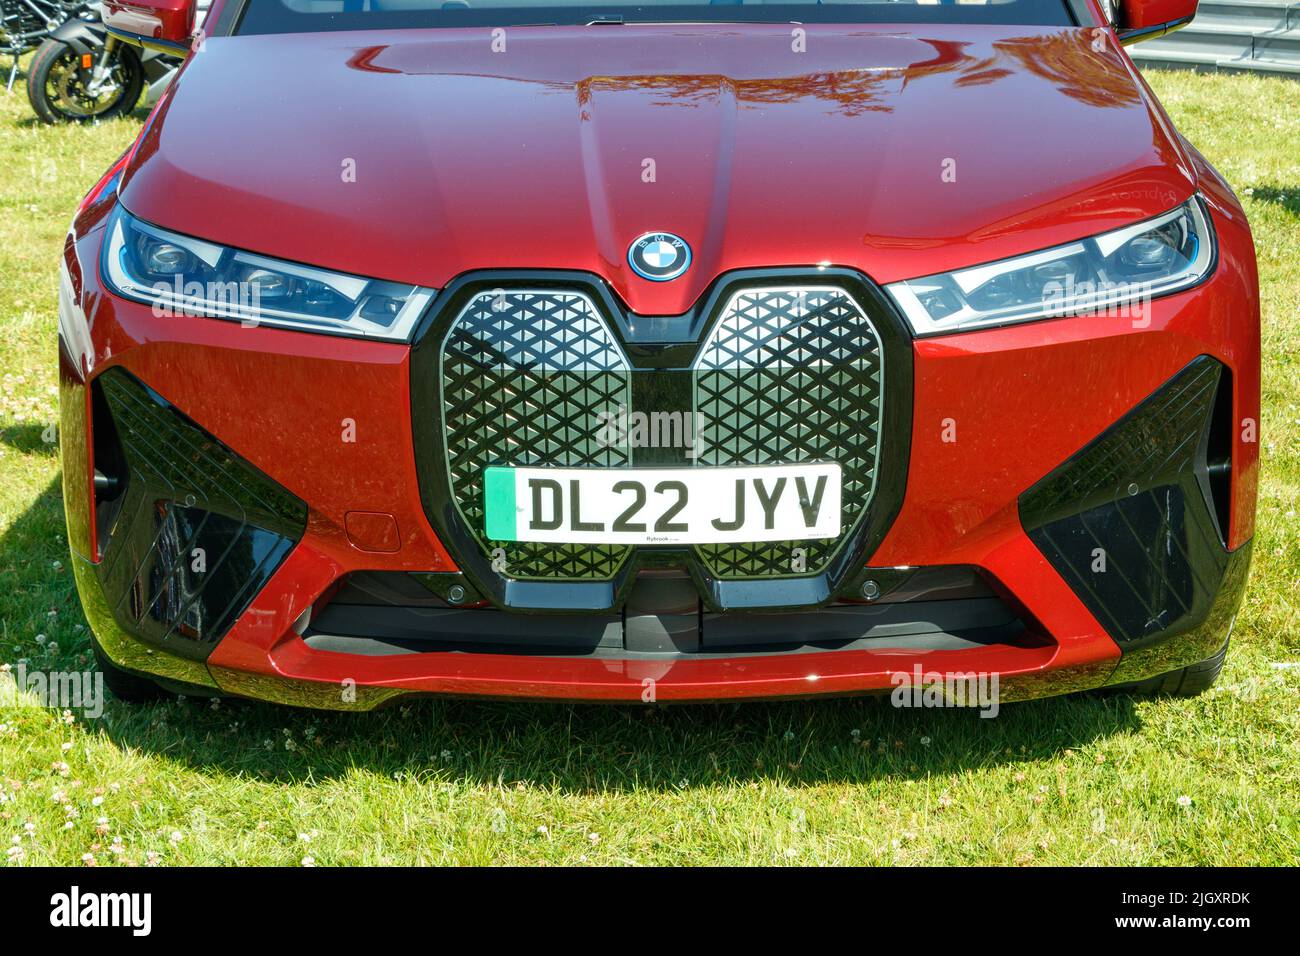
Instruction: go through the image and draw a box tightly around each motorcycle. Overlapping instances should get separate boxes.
[2,0,79,90]
[2,0,178,122]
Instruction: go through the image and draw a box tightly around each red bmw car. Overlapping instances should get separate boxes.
[60,0,1258,709]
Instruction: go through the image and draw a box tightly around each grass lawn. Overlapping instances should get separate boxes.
[1,68,1297,867]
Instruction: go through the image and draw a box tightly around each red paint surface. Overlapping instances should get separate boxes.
[1124,0,1200,32]
[61,17,1259,704]
[122,24,1195,317]
[103,0,195,43]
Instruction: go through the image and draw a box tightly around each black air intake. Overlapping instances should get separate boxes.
[91,369,307,661]
[1019,355,1234,652]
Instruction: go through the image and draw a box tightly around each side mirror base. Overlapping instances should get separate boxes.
[1117,13,1196,45]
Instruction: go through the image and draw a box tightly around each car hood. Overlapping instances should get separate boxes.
[120,24,1195,315]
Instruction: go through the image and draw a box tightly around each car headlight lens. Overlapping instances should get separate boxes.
[884,197,1215,336]
[102,207,436,341]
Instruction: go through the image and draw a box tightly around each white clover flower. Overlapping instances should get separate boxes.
[301,855,316,867]
[1177,795,1192,807]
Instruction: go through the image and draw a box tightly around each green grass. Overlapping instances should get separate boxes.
[1,69,1298,867]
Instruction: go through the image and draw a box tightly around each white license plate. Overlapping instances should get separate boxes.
[483,464,841,545]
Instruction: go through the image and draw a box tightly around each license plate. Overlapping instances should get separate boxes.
[483,464,841,545]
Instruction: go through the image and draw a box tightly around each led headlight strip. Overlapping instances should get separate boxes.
[102,206,436,341]
[885,196,1215,336]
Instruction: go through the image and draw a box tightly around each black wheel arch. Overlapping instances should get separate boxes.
[46,19,111,58]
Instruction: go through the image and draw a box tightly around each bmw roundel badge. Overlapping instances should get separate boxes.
[627,232,691,282]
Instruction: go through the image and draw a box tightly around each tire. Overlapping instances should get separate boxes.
[26,38,144,124]
[90,640,169,703]
[1114,640,1230,697]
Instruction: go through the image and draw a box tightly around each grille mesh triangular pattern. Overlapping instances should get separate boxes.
[438,285,883,583]
[441,290,633,580]
[692,288,883,578]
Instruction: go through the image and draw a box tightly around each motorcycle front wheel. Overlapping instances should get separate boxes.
[26,38,145,124]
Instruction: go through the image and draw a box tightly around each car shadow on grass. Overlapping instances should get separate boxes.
[9,104,154,132]
[94,690,1145,792]
[0,420,58,455]
[4,475,1146,791]
[1249,185,1300,219]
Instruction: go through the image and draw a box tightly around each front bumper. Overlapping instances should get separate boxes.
[59,188,1260,709]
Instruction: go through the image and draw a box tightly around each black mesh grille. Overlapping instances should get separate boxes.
[440,290,633,580]
[93,369,306,659]
[692,288,883,577]
[1019,356,1230,648]
[98,371,304,536]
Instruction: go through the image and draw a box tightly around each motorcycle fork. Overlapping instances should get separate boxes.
[87,37,119,96]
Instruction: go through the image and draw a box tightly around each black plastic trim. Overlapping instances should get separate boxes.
[89,367,307,662]
[1020,355,1240,656]
[305,595,1029,660]
[1117,14,1196,46]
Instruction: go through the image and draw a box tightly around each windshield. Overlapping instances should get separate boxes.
[232,0,1078,35]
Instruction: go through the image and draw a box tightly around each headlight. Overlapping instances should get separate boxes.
[885,197,1215,336]
[102,207,436,341]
